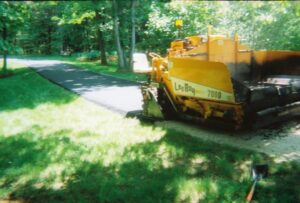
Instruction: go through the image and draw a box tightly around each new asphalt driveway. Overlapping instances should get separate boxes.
[9,58,143,114]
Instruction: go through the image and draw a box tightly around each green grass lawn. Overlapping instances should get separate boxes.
[13,55,148,82]
[0,63,299,203]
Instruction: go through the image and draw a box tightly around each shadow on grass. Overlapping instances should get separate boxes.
[0,126,299,203]
[0,67,76,111]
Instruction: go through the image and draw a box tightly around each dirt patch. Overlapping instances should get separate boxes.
[0,72,14,79]
[156,119,300,163]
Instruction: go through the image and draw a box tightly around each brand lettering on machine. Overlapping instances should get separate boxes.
[174,82,195,96]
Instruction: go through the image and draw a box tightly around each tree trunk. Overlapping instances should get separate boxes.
[112,0,126,70]
[95,11,108,65]
[2,23,8,73]
[99,29,108,65]
[130,0,137,70]
[84,24,89,52]
[47,26,52,54]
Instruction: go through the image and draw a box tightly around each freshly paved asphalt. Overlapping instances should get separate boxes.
[9,58,143,115]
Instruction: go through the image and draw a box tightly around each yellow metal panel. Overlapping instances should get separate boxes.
[168,57,235,98]
[186,36,201,46]
[183,45,207,58]
[254,50,300,64]
[208,35,227,40]
[237,52,251,64]
[253,51,267,65]
[170,76,235,102]
[171,41,184,51]
[209,39,235,63]
[254,50,300,76]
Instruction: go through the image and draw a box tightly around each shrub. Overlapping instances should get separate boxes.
[76,50,100,61]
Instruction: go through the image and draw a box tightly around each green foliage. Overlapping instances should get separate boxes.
[4,1,300,67]
[0,1,26,54]
[76,50,101,61]
[0,1,27,71]
[138,1,219,54]
[213,1,300,50]
[17,2,63,54]
[0,2,26,34]
[141,1,300,53]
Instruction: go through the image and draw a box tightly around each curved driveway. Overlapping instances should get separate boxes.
[9,58,143,115]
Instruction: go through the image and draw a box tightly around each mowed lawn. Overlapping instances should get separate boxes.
[0,64,299,203]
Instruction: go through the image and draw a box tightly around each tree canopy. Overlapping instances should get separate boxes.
[0,1,26,72]
[1,0,300,71]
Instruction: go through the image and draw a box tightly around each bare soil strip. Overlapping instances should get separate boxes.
[156,120,300,162]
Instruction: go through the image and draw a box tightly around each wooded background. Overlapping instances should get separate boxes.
[1,1,300,70]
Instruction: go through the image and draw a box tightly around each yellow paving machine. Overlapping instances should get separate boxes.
[140,24,300,129]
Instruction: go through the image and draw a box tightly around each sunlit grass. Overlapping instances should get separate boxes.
[0,63,299,202]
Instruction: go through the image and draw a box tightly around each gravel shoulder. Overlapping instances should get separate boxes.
[157,120,300,162]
